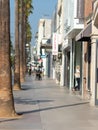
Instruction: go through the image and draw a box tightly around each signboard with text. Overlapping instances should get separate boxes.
[52,33,58,55]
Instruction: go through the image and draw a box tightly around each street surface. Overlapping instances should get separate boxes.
[0,75,98,130]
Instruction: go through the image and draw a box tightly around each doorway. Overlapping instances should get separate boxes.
[64,51,70,88]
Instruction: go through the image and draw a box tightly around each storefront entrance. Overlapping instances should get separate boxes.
[64,51,70,88]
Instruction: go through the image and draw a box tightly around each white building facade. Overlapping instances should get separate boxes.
[37,19,52,76]
[61,0,84,90]
[52,0,84,89]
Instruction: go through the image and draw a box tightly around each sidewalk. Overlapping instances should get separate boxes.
[0,75,98,130]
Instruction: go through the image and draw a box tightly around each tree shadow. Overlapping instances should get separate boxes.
[21,84,33,90]
[0,102,89,123]
[0,118,20,123]
[19,101,89,115]
[14,98,53,105]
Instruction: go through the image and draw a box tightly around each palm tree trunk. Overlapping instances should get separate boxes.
[23,3,27,74]
[0,0,17,117]
[20,0,25,82]
[13,0,21,90]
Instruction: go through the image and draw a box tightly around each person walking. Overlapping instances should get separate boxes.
[28,66,32,76]
[74,65,80,91]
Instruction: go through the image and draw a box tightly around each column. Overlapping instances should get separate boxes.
[60,53,65,86]
[90,35,97,106]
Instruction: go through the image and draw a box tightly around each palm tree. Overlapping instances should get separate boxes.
[0,0,17,117]
[20,0,25,82]
[23,0,33,73]
[13,0,21,90]
[14,0,33,86]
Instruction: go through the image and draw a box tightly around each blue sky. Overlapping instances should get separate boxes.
[10,0,58,46]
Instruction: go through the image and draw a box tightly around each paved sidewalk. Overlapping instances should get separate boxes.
[0,75,98,130]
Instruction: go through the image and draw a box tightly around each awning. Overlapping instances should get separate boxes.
[76,22,92,41]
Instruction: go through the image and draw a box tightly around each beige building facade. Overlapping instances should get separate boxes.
[75,0,98,106]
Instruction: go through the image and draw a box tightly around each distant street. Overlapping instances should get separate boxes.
[0,75,98,130]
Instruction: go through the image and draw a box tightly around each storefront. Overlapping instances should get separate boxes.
[62,39,71,88]
[76,17,98,105]
[76,22,92,99]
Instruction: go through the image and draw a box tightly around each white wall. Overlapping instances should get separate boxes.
[37,19,44,56]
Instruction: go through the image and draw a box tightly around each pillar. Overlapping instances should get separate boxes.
[60,53,65,86]
[90,35,98,106]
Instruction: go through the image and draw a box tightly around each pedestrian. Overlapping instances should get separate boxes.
[28,66,32,76]
[35,66,42,80]
[74,65,80,90]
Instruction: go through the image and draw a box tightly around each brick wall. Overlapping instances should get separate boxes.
[84,0,93,18]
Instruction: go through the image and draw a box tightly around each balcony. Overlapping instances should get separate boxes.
[93,0,98,27]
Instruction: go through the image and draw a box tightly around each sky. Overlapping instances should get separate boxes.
[10,0,58,46]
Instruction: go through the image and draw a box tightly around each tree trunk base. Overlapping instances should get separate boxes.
[13,84,21,90]
[20,78,25,83]
[0,113,22,118]
[0,110,22,118]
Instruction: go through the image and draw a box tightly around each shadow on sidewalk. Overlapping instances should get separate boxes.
[19,101,89,115]
[0,118,19,123]
[15,99,53,105]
